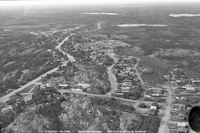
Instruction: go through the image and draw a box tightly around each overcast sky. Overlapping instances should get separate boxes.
[0,0,200,7]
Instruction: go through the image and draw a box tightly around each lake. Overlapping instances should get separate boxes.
[117,24,167,27]
[169,14,200,17]
[81,12,118,15]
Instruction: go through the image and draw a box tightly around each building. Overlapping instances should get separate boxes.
[169,129,177,133]
[150,106,157,110]
[77,83,90,89]
[71,88,82,92]
[192,79,200,85]
[172,105,180,111]
[118,73,128,77]
[177,122,188,127]
[58,84,69,89]
[168,123,177,129]
[185,86,196,93]
[170,111,179,116]
[147,109,156,115]
[170,116,180,121]
[147,105,158,115]
[122,82,132,86]
[177,127,188,133]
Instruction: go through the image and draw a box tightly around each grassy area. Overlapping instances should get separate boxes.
[19,84,35,93]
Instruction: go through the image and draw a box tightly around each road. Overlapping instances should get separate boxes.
[55,33,76,63]
[134,58,145,90]
[0,33,75,103]
[0,67,59,103]
[158,81,173,133]
[106,53,119,96]
[58,89,158,105]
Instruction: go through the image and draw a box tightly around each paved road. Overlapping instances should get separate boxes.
[55,33,76,63]
[158,81,173,133]
[106,53,119,96]
[58,89,159,105]
[0,67,59,103]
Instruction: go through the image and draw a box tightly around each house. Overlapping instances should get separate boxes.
[172,105,180,111]
[178,113,185,121]
[192,79,200,85]
[147,105,158,115]
[195,87,200,92]
[122,82,132,86]
[171,116,180,121]
[169,129,177,133]
[170,111,179,116]
[185,86,196,93]
[58,84,69,89]
[168,123,177,129]
[77,83,90,89]
[150,106,157,110]
[151,94,162,97]
[147,109,156,115]
[118,73,128,77]
[71,88,82,92]
[177,127,188,133]
[177,122,188,127]
[177,87,186,91]
[180,97,187,101]
[121,89,130,93]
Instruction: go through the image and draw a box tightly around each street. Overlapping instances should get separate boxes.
[158,81,173,133]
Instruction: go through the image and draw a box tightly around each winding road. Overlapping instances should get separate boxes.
[55,33,76,63]
[106,53,119,96]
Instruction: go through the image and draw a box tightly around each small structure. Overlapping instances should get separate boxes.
[58,84,69,89]
[185,86,196,93]
[192,79,200,85]
[177,122,188,127]
[77,83,91,89]
[71,88,82,92]
[177,127,188,133]
[168,123,177,129]
[169,129,177,133]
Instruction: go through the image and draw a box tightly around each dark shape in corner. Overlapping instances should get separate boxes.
[188,106,200,132]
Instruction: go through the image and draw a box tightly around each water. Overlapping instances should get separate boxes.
[81,12,118,15]
[117,24,167,27]
[169,14,200,17]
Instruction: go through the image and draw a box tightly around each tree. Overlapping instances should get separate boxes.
[139,103,147,108]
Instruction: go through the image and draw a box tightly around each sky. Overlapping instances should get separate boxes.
[0,0,200,7]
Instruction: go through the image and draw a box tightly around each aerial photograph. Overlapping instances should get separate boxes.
[1,0,200,133]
